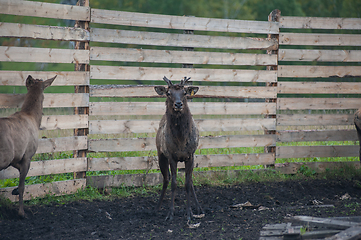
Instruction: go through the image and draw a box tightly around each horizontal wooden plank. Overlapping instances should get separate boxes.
[0,46,89,64]
[88,153,275,172]
[91,9,279,34]
[0,0,90,21]
[291,216,360,229]
[278,98,361,110]
[278,82,361,94]
[0,158,87,180]
[37,136,87,154]
[90,47,277,66]
[87,172,163,188]
[326,226,361,240]
[41,115,88,130]
[276,161,360,175]
[278,65,361,78]
[276,145,358,159]
[90,28,278,50]
[0,93,89,108]
[90,65,277,83]
[279,49,361,62]
[280,16,361,30]
[90,85,277,99]
[280,33,361,46]
[0,71,89,86]
[88,134,276,152]
[0,22,89,41]
[44,93,89,108]
[0,179,86,202]
[277,114,354,126]
[277,129,358,142]
[90,102,277,116]
[89,118,276,135]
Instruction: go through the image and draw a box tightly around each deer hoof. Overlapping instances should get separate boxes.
[165,212,174,221]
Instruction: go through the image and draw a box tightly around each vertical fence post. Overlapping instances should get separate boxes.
[74,0,90,179]
[265,9,280,166]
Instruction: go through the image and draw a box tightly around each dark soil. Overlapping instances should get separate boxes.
[1,178,361,240]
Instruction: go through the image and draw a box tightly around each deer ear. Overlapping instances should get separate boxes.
[43,75,57,89]
[154,86,167,96]
[25,75,35,88]
[185,86,199,96]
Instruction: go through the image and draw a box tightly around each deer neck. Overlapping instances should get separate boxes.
[166,107,192,140]
[20,88,44,127]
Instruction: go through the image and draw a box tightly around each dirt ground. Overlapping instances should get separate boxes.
[1,178,361,240]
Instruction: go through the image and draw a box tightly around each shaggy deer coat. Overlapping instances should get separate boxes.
[155,76,204,220]
[0,75,56,217]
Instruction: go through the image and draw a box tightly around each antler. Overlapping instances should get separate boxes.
[163,76,173,86]
[180,76,191,86]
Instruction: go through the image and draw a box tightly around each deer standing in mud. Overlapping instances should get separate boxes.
[0,75,56,218]
[155,76,204,221]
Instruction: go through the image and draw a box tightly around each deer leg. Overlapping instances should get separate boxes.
[185,157,204,220]
[354,113,361,162]
[13,157,31,218]
[185,159,194,220]
[156,154,169,211]
[166,160,177,221]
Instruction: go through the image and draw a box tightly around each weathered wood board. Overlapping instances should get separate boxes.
[0,46,89,64]
[0,0,90,21]
[280,33,361,46]
[277,129,358,142]
[0,71,89,86]
[0,22,89,42]
[90,85,277,99]
[280,16,361,30]
[276,145,358,159]
[278,66,361,78]
[0,158,87,179]
[91,8,279,34]
[0,179,86,202]
[90,65,277,82]
[90,47,277,66]
[90,102,277,116]
[275,161,360,175]
[89,118,276,134]
[279,49,361,62]
[40,115,88,130]
[278,82,361,94]
[278,98,361,110]
[0,93,89,108]
[37,136,87,154]
[88,134,276,152]
[90,28,278,50]
[87,153,275,172]
[277,114,354,126]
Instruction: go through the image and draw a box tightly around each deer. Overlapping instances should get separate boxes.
[154,76,204,221]
[354,109,361,161]
[0,75,56,218]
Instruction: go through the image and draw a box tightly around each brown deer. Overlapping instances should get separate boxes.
[154,76,204,221]
[0,75,56,218]
[355,109,361,161]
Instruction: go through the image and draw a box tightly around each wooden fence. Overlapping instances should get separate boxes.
[0,0,360,201]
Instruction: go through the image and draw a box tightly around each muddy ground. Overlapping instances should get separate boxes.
[1,178,361,240]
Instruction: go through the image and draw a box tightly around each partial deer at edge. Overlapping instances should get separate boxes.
[0,75,56,218]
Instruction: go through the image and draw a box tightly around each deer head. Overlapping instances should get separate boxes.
[154,76,199,112]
